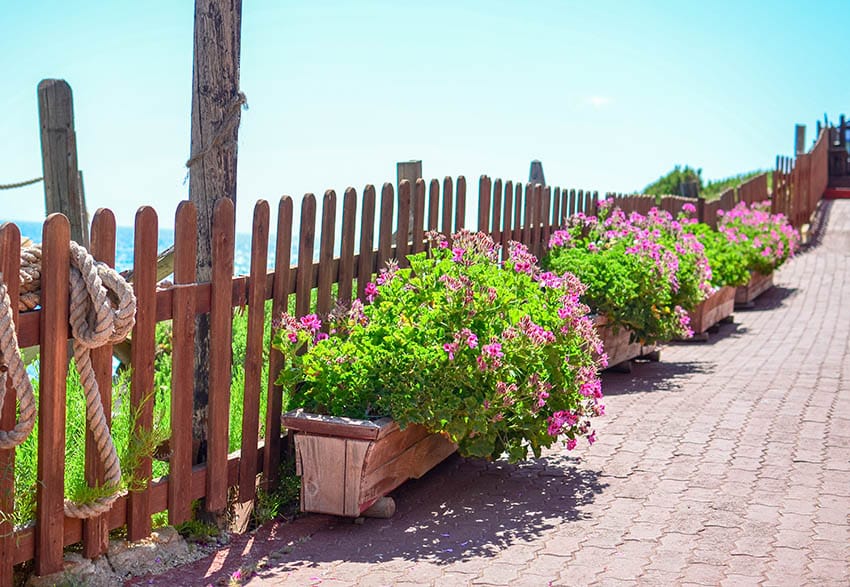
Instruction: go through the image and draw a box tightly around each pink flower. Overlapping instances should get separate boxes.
[365,282,378,302]
[452,247,465,262]
[587,431,597,445]
[443,342,458,361]
[482,342,503,359]
[299,314,322,333]
[566,438,578,450]
[682,202,696,214]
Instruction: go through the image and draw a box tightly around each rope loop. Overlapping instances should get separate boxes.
[0,240,137,518]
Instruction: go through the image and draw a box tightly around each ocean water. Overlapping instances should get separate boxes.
[6,220,287,277]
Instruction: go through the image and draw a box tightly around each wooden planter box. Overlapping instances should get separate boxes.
[689,286,736,334]
[735,271,773,305]
[282,410,457,517]
[593,316,658,368]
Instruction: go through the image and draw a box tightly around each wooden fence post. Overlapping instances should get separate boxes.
[37,79,89,249]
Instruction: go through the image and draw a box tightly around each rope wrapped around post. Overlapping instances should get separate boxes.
[0,241,136,518]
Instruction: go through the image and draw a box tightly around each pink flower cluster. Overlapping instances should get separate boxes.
[717,201,800,268]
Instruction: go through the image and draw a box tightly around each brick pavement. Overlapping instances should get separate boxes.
[136,200,850,586]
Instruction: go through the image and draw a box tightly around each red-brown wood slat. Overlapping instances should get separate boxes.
[264,196,293,489]
[169,201,197,525]
[551,187,561,230]
[542,186,552,252]
[490,178,502,243]
[238,201,270,503]
[316,190,337,320]
[396,180,411,266]
[337,188,357,305]
[296,194,317,318]
[82,209,116,558]
[0,222,20,586]
[377,183,394,272]
[500,180,513,255]
[590,191,600,216]
[441,177,453,236]
[36,214,70,576]
[513,183,523,242]
[127,206,158,541]
[567,189,576,219]
[455,176,466,232]
[478,175,491,233]
[532,184,543,257]
[356,186,376,301]
[427,179,440,232]
[206,199,235,513]
[412,179,426,254]
[523,183,534,249]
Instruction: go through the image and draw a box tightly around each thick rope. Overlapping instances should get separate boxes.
[0,241,136,519]
[0,177,43,190]
[0,279,37,449]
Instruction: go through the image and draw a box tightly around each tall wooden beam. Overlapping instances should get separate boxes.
[187,0,244,477]
[37,79,89,249]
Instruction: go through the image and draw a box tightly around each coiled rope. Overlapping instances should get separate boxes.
[0,241,136,518]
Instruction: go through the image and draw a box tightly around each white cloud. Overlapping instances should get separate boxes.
[585,96,613,109]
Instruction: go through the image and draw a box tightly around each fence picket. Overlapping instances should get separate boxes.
[317,190,337,320]
[206,199,235,513]
[428,179,440,232]
[477,175,491,233]
[296,195,317,318]
[83,209,116,558]
[127,207,158,540]
[169,201,197,524]
[491,178,502,243]
[238,200,270,503]
[523,183,533,247]
[0,222,20,586]
[338,188,357,304]
[551,187,560,232]
[264,196,293,489]
[356,187,376,301]
[397,180,411,266]
[456,176,466,233]
[501,180,513,255]
[442,177,453,236]
[36,214,70,576]
[513,183,523,242]
[377,183,394,271]
[412,179,426,254]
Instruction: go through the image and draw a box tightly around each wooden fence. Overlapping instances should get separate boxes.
[774,128,830,229]
[0,154,819,582]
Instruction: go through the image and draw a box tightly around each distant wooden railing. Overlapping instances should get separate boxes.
[774,128,830,229]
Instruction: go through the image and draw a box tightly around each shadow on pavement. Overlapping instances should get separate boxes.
[129,453,607,585]
[601,360,715,396]
[741,286,799,311]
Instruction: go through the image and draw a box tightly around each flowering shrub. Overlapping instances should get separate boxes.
[272,230,606,462]
[544,201,712,342]
[716,201,800,275]
[673,203,751,289]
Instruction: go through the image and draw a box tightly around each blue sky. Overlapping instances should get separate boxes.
[1,1,846,232]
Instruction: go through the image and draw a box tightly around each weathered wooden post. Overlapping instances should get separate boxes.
[397,160,421,242]
[37,79,89,249]
[795,124,806,155]
[186,0,243,495]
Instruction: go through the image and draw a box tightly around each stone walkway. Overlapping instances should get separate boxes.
[136,200,850,586]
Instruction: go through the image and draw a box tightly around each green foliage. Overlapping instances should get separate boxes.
[274,231,605,462]
[642,165,702,197]
[544,203,711,343]
[683,222,751,288]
